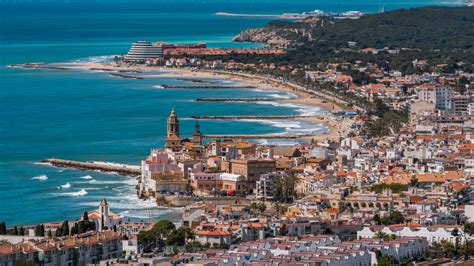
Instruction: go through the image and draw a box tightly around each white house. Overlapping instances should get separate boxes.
[357,225,471,245]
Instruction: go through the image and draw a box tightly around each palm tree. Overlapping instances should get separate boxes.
[375,231,389,240]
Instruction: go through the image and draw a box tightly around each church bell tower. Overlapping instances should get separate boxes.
[167,108,179,138]
[165,108,181,148]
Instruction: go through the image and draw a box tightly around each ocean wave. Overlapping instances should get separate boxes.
[253,139,302,146]
[76,178,135,185]
[92,170,121,176]
[31,175,48,181]
[58,182,72,189]
[73,55,116,64]
[54,189,88,197]
[267,93,297,99]
[83,186,107,191]
[77,196,159,211]
[256,101,323,116]
[79,175,93,180]
[241,119,302,130]
[152,85,164,89]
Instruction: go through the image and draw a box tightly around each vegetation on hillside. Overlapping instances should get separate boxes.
[229,6,474,73]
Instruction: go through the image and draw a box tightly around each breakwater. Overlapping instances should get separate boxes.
[191,115,322,120]
[109,73,144,80]
[11,63,70,71]
[41,159,141,176]
[203,134,313,139]
[195,98,287,102]
[160,84,256,89]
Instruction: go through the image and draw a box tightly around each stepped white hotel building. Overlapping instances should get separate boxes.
[123,41,166,62]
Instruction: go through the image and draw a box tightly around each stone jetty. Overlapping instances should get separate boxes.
[109,73,144,80]
[195,98,287,102]
[191,115,322,120]
[160,84,256,89]
[203,134,313,139]
[42,159,141,176]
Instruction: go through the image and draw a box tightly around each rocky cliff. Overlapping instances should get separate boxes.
[232,17,324,48]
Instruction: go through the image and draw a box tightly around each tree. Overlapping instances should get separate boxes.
[338,201,346,212]
[377,254,398,266]
[273,172,298,203]
[166,226,194,246]
[0,222,6,235]
[35,225,41,236]
[75,220,96,234]
[13,226,18,235]
[257,202,266,214]
[83,211,89,221]
[464,222,474,236]
[380,211,405,225]
[55,228,63,237]
[151,220,176,239]
[47,230,52,238]
[61,221,69,236]
[138,220,176,246]
[19,227,24,236]
[373,214,381,225]
[410,176,419,188]
[375,231,388,240]
[70,224,78,236]
[185,183,194,196]
[279,224,288,236]
[13,259,37,266]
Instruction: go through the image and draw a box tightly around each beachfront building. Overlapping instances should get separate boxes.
[123,41,164,62]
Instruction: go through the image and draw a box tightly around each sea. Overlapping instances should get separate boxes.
[0,0,461,226]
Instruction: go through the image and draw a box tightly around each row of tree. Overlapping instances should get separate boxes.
[138,220,194,252]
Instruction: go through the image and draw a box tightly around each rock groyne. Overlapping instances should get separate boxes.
[41,158,141,176]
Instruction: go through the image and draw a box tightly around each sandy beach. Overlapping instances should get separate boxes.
[17,62,354,142]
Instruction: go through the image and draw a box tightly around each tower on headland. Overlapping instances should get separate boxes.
[165,108,181,148]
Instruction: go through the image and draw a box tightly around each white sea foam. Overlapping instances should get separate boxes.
[58,182,72,189]
[76,178,135,185]
[253,139,302,146]
[33,162,52,167]
[31,175,48,181]
[79,175,93,180]
[55,189,88,197]
[256,101,323,116]
[73,55,116,64]
[153,85,164,89]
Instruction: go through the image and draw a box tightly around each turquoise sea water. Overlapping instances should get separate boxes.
[0,0,460,226]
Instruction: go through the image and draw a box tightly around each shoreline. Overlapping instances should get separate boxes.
[14,62,353,142]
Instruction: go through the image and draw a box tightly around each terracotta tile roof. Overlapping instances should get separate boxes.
[195,230,232,236]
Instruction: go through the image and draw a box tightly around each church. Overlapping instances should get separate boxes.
[83,199,122,231]
[164,108,203,157]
